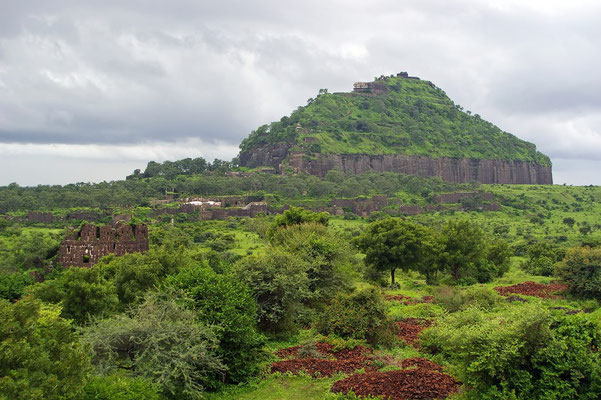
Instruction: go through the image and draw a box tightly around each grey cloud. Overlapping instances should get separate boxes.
[1,0,601,184]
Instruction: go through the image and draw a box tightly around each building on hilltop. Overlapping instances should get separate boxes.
[58,222,149,268]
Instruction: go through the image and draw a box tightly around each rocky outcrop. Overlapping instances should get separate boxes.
[240,147,552,184]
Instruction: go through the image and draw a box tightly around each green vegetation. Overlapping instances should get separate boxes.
[240,76,550,165]
[5,153,601,399]
[421,304,601,399]
[0,297,90,400]
[316,288,396,346]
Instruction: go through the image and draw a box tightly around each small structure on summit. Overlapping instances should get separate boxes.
[58,222,149,268]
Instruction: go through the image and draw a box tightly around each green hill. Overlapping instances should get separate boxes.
[239,73,550,166]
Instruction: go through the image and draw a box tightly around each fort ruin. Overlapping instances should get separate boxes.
[58,222,149,268]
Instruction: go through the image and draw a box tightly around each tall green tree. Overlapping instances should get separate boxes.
[354,218,439,286]
[0,297,90,400]
[438,220,509,284]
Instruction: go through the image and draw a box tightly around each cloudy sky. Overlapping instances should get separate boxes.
[1,0,600,186]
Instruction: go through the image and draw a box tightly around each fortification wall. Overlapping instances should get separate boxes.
[58,223,148,268]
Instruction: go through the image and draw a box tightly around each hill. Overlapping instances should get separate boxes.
[238,73,552,184]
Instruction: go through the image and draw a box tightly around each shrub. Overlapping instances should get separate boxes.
[166,265,266,385]
[0,297,90,400]
[522,241,565,276]
[234,248,311,335]
[83,375,161,400]
[82,292,225,399]
[433,285,502,313]
[0,271,34,301]
[421,303,601,399]
[556,246,601,299]
[316,288,396,346]
[27,266,119,324]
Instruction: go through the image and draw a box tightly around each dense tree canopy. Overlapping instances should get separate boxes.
[354,218,439,286]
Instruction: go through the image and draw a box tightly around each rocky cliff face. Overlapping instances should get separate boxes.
[239,147,553,184]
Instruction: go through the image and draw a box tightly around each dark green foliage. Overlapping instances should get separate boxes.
[234,248,311,334]
[166,265,266,385]
[27,266,119,324]
[0,297,90,400]
[421,304,601,399]
[28,247,194,323]
[556,246,601,299]
[316,288,395,346]
[0,271,34,301]
[83,375,162,400]
[522,241,565,276]
[438,220,509,284]
[239,76,550,165]
[0,230,60,274]
[99,248,192,309]
[354,218,439,285]
[82,292,225,400]
[268,206,329,237]
[270,223,355,307]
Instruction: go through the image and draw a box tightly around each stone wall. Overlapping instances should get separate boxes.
[434,192,494,204]
[331,196,388,216]
[58,223,148,268]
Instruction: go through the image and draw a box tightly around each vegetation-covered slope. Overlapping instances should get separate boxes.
[239,74,551,165]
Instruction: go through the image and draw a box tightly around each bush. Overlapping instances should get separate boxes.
[83,375,161,400]
[27,266,119,324]
[316,288,396,346]
[0,271,34,301]
[421,303,601,399]
[433,285,502,313]
[556,246,601,299]
[82,292,225,399]
[270,223,355,307]
[0,297,90,400]
[166,265,266,385]
[234,248,311,335]
[522,241,565,276]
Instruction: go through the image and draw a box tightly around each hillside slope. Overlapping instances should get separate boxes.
[238,73,552,184]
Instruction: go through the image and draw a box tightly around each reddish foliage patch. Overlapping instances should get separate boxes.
[400,357,443,372]
[494,281,568,299]
[385,294,434,305]
[271,357,374,377]
[275,342,372,360]
[272,342,374,377]
[385,294,416,305]
[331,367,459,400]
[396,318,433,347]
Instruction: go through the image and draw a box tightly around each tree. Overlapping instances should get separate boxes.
[354,218,439,286]
[267,206,329,238]
[438,220,508,284]
[556,246,601,299]
[234,248,311,334]
[27,266,119,324]
[0,297,90,400]
[562,217,576,228]
[82,292,225,400]
[270,223,356,306]
[166,265,266,385]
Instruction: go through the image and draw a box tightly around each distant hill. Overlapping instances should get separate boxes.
[238,73,552,184]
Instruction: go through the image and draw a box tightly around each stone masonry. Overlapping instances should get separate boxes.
[58,223,148,268]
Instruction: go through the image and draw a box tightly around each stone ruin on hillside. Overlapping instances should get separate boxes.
[58,222,149,268]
